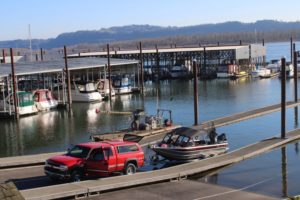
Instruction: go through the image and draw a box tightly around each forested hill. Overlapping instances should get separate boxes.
[1,20,300,49]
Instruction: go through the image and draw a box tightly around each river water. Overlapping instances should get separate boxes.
[1,42,300,197]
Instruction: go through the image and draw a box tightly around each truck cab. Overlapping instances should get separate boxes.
[44,141,144,182]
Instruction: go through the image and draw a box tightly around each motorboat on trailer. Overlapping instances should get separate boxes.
[151,126,228,161]
[33,89,58,111]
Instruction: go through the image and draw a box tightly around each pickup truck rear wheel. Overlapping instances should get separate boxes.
[71,170,82,182]
[124,163,137,175]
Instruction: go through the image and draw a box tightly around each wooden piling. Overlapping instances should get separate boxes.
[107,44,112,101]
[203,46,207,77]
[281,147,287,197]
[63,46,72,110]
[294,51,298,102]
[281,58,286,139]
[2,49,5,63]
[40,48,43,61]
[139,42,144,94]
[193,60,199,125]
[156,45,160,80]
[10,48,19,119]
[290,37,293,64]
[262,39,265,66]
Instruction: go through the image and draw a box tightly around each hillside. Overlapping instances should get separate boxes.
[1,20,300,49]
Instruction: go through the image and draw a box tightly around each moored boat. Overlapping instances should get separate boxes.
[217,64,238,78]
[151,126,228,161]
[112,75,132,95]
[170,65,188,79]
[53,81,102,102]
[95,79,115,99]
[251,67,271,78]
[0,91,38,116]
[33,89,58,111]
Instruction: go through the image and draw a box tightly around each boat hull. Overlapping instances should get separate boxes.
[152,143,228,161]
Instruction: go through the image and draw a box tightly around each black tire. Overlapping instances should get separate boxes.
[48,176,60,182]
[124,163,137,175]
[71,170,82,182]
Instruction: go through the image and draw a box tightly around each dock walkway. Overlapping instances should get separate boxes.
[1,100,300,169]
[20,128,300,200]
[89,180,278,200]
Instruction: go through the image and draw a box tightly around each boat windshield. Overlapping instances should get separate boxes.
[174,135,190,146]
[77,83,96,92]
[66,145,91,158]
[162,133,172,143]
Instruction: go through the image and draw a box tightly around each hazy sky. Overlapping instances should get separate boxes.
[2,0,300,40]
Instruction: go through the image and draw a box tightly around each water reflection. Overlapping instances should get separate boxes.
[281,146,287,198]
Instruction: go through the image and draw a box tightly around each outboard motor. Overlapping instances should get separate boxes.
[217,133,227,142]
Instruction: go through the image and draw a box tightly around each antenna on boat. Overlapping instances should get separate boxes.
[28,24,33,62]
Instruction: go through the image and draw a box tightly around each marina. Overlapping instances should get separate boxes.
[1,41,300,199]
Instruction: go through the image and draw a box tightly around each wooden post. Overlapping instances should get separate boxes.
[262,39,266,66]
[203,46,207,77]
[294,51,298,102]
[2,49,5,63]
[291,37,293,64]
[10,48,19,119]
[64,45,72,110]
[107,44,112,100]
[40,48,43,61]
[139,42,144,94]
[193,60,198,125]
[35,54,38,61]
[281,58,286,139]
[156,45,160,80]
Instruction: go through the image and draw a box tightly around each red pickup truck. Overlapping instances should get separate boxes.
[44,140,144,182]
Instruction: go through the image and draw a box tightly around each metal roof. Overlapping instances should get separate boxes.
[68,44,266,60]
[0,57,138,78]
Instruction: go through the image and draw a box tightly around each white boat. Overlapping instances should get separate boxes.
[251,67,271,78]
[0,91,38,116]
[95,79,115,99]
[285,64,294,78]
[53,81,102,102]
[112,76,132,94]
[151,126,228,161]
[32,89,58,111]
[170,65,188,78]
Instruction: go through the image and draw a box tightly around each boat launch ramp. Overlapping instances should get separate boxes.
[20,128,300,200]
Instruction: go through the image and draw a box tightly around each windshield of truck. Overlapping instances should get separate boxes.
[66,145,90,158]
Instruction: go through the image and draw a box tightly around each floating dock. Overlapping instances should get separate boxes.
[92,180,277,200]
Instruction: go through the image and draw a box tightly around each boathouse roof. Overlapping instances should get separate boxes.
[0,57,138,78]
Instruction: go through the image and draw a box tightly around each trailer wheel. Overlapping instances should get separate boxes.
[124,163,137,175]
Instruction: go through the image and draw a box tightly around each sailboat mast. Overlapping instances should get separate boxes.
[28,24,33,62]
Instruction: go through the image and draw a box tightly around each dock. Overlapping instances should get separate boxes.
[1,100,300,169]
[20,128,300,200]
[89,180,277,200]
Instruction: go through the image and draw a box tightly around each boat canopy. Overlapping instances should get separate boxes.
[170,127,209,140]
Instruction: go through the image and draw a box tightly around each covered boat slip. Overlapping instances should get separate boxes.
[0,57,139,116]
